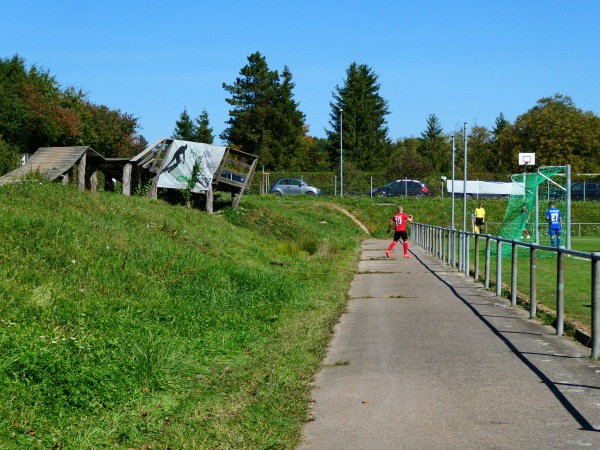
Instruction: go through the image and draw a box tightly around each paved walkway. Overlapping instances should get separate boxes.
[299,239,600,449]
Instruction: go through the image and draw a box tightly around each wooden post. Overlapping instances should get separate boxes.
[122,163,132,196]
[77,153,86,191]
[232,192,241,208]
[90,171,98,192]
[206,185,214,214]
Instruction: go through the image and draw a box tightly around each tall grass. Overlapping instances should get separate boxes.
[0,179,361,449]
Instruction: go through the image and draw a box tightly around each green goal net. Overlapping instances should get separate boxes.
[496,166,569,257]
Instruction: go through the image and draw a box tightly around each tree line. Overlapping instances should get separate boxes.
[2,52,599,183]
[0,55,147,175]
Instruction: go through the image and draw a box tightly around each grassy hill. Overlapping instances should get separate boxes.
[1,179,598,449]
[0,179,366,449]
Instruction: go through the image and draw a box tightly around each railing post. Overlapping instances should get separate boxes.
[530,247,537,319]
[592,253,600,359]
[465,232,470,277]
[485,236,491,289]
[458,234,463,272]
[511,241,518,307]
[441,229,446,263]
[449,229,454,266]
[496,241,503,297]
[556,247,565,336]
[474,234,480,282]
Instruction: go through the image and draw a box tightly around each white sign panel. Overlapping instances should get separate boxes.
[157,140,226,192]
[447,180,513,196]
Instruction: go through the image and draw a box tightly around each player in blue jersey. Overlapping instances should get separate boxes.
[545,202,563,247]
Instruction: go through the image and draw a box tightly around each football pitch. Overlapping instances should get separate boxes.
[571,235,600,253]
[470,234,600,334]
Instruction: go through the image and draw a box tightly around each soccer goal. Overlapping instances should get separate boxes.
[497,164,571,257]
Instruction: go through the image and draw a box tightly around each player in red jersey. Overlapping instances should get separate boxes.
[386,205,414,258]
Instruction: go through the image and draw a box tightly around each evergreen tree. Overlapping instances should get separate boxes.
[221,52,307,170]
[269,66,309,170]
[326,63,390,171]
[194,109,214,144]
[419,113,447,173]
[172,107,196,141]
[491,112,511,173]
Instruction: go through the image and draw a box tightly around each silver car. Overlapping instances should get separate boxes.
[269,178,321,196]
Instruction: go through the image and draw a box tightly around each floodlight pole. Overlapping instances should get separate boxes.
[451,135,455,230]
[463,123,469,274]
[339,108,343,198]
[566,164,571,249]
[462,123,468,233]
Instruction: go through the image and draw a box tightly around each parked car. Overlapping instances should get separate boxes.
[549,181,600,201]
[269,178,321,196]
[218,171,248,193]
[371,179,430,197]
[571,181,600,201]
[220,171,245,184]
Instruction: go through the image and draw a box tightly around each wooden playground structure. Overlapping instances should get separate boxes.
[0,139,258,212]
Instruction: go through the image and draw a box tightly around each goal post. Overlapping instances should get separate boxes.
[497,164,571,257]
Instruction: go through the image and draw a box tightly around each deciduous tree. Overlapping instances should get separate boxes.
[500,94,600,173]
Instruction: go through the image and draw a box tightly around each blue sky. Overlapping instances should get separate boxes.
[2,1,599,146]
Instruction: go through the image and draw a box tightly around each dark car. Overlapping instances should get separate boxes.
[269,178,321,196]
[550,181,600,201]
[371,179,430,197]
[571,181,600,201]
[220,171,245,184]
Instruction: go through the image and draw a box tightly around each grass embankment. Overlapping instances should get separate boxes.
[0,180,365,449]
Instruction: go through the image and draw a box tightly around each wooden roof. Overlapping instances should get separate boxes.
[0,146,95,185]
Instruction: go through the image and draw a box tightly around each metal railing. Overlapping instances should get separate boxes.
[411,223,600,358]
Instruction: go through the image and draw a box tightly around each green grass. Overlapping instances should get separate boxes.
[467,235,599,333]
[0,181,598,448]
[0,179,363,449]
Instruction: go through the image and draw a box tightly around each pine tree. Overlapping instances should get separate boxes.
[419,113,447,173]
[172,107,196,141]
[269,66,309,170]
[326,63,390,171]
[491,112,511,173]
[194,109,214,144]
[221,52,307,170]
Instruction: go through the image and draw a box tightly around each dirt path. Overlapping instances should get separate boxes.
[322,203,371,235]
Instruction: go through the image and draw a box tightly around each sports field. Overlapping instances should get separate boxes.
[469,235,599,335]
[571,236,600,253]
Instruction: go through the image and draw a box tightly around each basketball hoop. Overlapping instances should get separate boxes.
[518,152,536,166]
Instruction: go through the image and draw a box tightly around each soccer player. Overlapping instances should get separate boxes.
[386,206,414,258]
[545,202,563,247]
[521,204,531,239]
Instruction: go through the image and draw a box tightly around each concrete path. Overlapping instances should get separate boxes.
[299,239,600,449]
